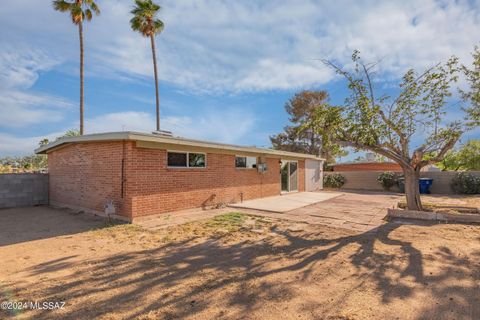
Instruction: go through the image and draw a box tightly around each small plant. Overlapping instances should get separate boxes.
[451,172,480,194]
[377,171,397,191]
[324,173,346,188]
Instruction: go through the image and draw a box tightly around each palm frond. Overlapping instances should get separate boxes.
[53,0,100,24]
[130,0,164,36]
[52,0,72,12]
[153,19,164,33]
[84,8,93,21]
[90,2,100,15]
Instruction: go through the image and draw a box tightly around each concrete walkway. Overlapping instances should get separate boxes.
[282,191,400,232]
[135,191,401,233]
[228,191,342,212]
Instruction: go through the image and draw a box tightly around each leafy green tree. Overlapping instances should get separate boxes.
[462,46,480,125]
[439,140,480,171]
[52,0,100,135]
[270,90,347,163]
[130,0,164,131]
[62,129,81,138]
[319,50,477,210]
[39,138,50,146]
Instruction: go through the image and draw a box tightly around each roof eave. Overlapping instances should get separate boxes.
[34,131,326,160]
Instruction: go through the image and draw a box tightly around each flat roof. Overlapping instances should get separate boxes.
[35,131,325,160]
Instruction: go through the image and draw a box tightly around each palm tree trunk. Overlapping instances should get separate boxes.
[150,34,160,131]
[79,21,84,135]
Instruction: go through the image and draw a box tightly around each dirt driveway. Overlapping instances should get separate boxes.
[1,198,480,319]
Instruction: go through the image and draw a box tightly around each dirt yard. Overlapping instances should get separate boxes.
[1,205,480,319]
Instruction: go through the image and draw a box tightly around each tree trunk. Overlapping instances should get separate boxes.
[79,22,84,135]
[150,34,160,131]
[403,166,422,211]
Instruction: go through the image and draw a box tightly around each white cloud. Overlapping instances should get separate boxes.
[4,0,479,92]
[0,46,73,128]
[0,109,256,155]
[0,48,58,89]
[85,110,256,144]
[85,111,154,133]
[93,0,480,91]
[0,131,64,157]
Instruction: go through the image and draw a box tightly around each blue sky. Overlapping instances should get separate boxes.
[0,0,479,159]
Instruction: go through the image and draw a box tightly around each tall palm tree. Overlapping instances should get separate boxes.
[130,0,164,132]
[52,0,100,135]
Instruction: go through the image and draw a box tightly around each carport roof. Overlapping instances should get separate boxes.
[35,131,325,160]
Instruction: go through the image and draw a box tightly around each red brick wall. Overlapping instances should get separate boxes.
[48,141,134,219]
[48,141,306,219]
[332,162,402,172]
[128,146,299,217]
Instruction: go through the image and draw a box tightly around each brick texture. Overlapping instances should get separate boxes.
[48,141,305,220]
[48,141,133,218]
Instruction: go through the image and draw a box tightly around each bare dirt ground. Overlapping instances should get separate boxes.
[1,205,480,320]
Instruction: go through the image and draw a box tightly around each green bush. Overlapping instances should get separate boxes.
[377,171,397,191]
[324,173,346,188]
[451,172,480,194]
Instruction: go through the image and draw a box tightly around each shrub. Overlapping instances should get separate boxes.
[324,173,346,188]
[451,172,480,194]
[377,171,397,191]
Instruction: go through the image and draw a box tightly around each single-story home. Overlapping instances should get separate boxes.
[36,131,325,221]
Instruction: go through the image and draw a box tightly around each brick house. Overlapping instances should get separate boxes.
[36,132,324,222]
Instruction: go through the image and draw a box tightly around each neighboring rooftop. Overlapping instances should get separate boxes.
[35,131,325,160]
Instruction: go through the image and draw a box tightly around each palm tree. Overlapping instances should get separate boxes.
[130,0,164,132]
[52,0,100,135]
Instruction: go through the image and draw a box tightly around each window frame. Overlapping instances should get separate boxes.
[167,150,207,169]
[235,155,258,169]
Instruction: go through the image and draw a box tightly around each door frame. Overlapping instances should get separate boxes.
[281,160,299,193]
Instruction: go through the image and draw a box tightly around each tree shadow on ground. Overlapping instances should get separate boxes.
[12,220,480,319]
[0,206,107,246]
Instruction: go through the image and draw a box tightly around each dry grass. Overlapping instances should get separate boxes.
[91,212,274,248]
[398,199,479,214]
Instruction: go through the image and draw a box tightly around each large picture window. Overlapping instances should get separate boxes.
[235,156,257,169]
[168,151,206,168]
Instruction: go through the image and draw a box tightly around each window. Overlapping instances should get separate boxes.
[167,152,206,168]
[189,153,206,167]
[168,152,187,167]
[235,156,257,169]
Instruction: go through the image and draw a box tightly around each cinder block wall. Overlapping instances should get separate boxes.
[333,162,402,172]
[325,171,480,194]
[0,173,49,208]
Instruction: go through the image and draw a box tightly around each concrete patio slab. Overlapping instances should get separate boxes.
[228,191,343,213]
[135,190,402,233]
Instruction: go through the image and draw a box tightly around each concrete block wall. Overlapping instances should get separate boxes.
[325,171,480,194]
[0,173,49,208]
